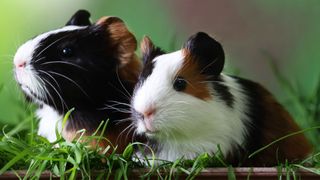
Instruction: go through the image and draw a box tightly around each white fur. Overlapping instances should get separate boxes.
[14,25,85,142]
[132,50,250,162]
[36,105,63,142]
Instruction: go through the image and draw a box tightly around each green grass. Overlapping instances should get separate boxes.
[0,104,319,179]
[0,117,228,179]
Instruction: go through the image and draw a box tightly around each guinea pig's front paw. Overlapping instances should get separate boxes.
[36,105,63,143]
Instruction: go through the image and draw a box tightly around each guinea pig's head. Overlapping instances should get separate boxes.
[14,10,137,113]
[132,32,226,141]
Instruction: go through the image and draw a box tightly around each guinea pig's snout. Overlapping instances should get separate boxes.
[15,61,26,69]
[143,108,156,120]
[134,107,156,132]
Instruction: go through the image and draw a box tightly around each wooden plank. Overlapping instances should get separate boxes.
[0,168,319,179]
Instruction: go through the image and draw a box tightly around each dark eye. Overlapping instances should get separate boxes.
[173,77,187,91]
[61,47,73,57]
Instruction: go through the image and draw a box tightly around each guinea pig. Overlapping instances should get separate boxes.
[131,32,313,166]
[13,10,141,151]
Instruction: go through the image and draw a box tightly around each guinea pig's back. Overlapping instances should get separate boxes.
[232,76,313,166]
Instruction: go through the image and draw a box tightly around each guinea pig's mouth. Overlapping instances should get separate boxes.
[144,123,161,138]
[145,129,158,135]
[20,85,45,103]
[136,119,159,137]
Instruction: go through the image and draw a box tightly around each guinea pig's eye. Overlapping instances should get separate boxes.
[173,77,187,91]
[61,47,73,57]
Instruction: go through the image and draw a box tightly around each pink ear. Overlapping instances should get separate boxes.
[140,36,165,65]
[140,36,154,56]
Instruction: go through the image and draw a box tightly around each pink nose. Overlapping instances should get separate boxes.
[143,108,156,120]
[143,108,156,132]
[16,62,26,69]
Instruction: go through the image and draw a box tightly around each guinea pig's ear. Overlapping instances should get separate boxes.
[96,16,137,66]
[66,10,91,26]
[141,36,165,65]
[183,32,225,76]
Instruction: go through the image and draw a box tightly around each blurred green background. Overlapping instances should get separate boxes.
[0,1,319,146]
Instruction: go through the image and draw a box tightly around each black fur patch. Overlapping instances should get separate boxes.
[66,10,91,26]
[231,76,265,165]
[139,46,165,83]
[211,76,234,108]
[29,24,134,131]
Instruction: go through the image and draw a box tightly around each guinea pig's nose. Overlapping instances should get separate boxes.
[143,108,156,120]
[16,61,26,69]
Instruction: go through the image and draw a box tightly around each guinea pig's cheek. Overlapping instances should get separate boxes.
[14,69,21,82]
[15,69,27,85]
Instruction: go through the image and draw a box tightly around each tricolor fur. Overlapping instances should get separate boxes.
[14,10,141,151]
[131,33,312,166]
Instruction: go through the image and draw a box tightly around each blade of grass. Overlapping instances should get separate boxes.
[249,126,320,158]
[6,114,33,137]
[293,164,320,175]
[0,148,31,174]
[227,166,236,180]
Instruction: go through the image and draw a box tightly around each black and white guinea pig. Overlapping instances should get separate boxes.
[131,32,312,166]
[13,10,141,151]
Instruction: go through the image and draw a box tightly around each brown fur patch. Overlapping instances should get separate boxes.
[96,16,137,66]
[62,121,133,153]
[118,54,141,86]
[177,49,212,100]
[243,83,313,166]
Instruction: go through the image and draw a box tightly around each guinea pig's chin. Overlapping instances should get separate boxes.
[20,85,44,105]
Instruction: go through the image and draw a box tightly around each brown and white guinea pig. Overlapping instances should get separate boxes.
[13,10,141,151]
[131,32,313,166]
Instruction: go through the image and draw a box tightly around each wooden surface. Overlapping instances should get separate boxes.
[0,168,319,179]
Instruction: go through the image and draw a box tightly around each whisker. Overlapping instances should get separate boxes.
[97,103,122,110]
[48,70,91,99]
[200,80,224,84]
[35,75,59,110]
[36,34,71,58]
[107,82,131,101]
[107,100,132,108]
[131,129,138,143]
[116,66,132,98]
[29,71,45,99]
[115,117,132,125]
[125,125,136,142]
[116,123,135,143]
[100,104,131,113]
[199,57,218,74]
[31,72,52,106]
[33,57,46,63]
[38,70,61,90]
[40,61,88,71]
[41,77,68,112]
